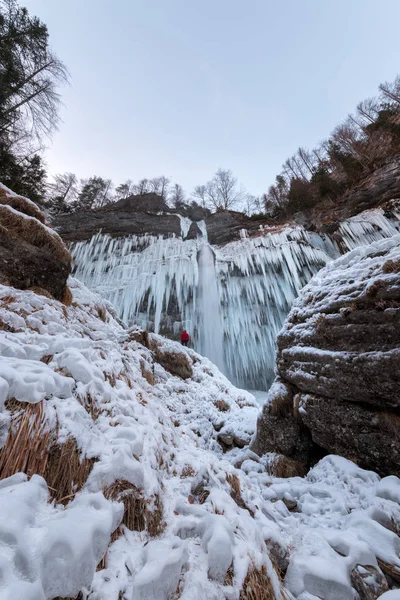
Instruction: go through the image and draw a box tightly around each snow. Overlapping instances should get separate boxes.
[1,277,400,599]
[70,207,399,390]
[0,181,39,210]
[0,473,122,600]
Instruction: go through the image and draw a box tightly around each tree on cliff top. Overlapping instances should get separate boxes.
[0,0,68,146]
[0,0,68,200]
[193,169,245,211]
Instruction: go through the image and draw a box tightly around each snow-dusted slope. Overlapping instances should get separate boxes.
[1,279,400,599]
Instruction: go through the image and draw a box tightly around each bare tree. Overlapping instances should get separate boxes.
[208,168,244,210]
[48,172,77,203]
[243,194,258,216]
[115,179,134,199]
[379,76,400,105]
[356,98,380,125]
[133,178,149,195]
[192,184,208,208]
[297,147,317,178]
[169,183,186,207]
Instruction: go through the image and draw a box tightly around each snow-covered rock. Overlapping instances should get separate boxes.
[252,235,400,476]
[0,182,71,301]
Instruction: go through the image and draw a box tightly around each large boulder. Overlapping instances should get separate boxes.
[251,235,400,476]
[0,183,71,301]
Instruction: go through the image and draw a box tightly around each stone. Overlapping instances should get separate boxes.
[252,237,400,476]
[350,564,389,600]
[265,538,290,574]
[0,184,71,302]
[217,433,233,446]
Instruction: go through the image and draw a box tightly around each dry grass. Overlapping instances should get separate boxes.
[128,329,150,347]
[181,465,196,478]
[268,455,307,479]
[27,286,53,299]
[104,480,165,536]
[78,391,102,421]
[214,399,230,412]
[382,258,400,273]
[140,359,154,385]
[61,286,73,306]
[96,304,107,322]
[377,559,400,583]
[226,473,253,515]
[0,400,50,479]
[269,393,293,418]
[0,399,96,504]
[239,565,277,600]
[0,204,71,264]
[366,279,386,298]
[43,438,95,505]
[0,188,45,223]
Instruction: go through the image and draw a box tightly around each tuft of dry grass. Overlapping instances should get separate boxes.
[0,399,50,479]
[104,480,165,536]
[61,286,73,306]
[239,565,278,600]
[377,559,400,583]
[45,438,96,505]
[96,304,107,322]
[181,465,196,478]
[269,393,293,418]
[226,472,254,515]
[77,391,102,421]
[214,399,230,412]
[0,399,96,505]
[140,359,154,385]
[366,279,386,298]
[0,204,71,264]
[27,286,53,299]
[382,258,400,273]
[0,189,45,223]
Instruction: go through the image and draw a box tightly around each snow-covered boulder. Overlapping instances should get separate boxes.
[252,235,400,476]
[0,183,71,301]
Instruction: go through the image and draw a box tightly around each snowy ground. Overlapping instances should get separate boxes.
[0,279,399,599]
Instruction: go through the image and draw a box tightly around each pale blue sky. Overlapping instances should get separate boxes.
[25,0,400,196]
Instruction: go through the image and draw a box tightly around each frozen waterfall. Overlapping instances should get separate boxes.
[196,244,225,374]
[70,207,400,389]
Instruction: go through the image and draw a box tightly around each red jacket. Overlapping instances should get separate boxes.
[180,331,190,342]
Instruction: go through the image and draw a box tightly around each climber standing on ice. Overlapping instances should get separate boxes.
[180,330,190,347]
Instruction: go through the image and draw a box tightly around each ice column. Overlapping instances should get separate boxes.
[196,243,225,374]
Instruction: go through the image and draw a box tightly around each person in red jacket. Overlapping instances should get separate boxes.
[180,330,190,346]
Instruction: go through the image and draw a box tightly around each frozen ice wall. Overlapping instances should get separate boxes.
[196,244,225,374]
[70,208,400,389]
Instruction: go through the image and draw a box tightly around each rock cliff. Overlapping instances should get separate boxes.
[251,235,400,476]
[0,183,71,302]
[53,192,261,245]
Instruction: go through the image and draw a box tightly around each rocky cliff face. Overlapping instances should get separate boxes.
[251,235,400,476]
[0,183,71,302]
[291,155,400,230]
[53,193,261,245]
